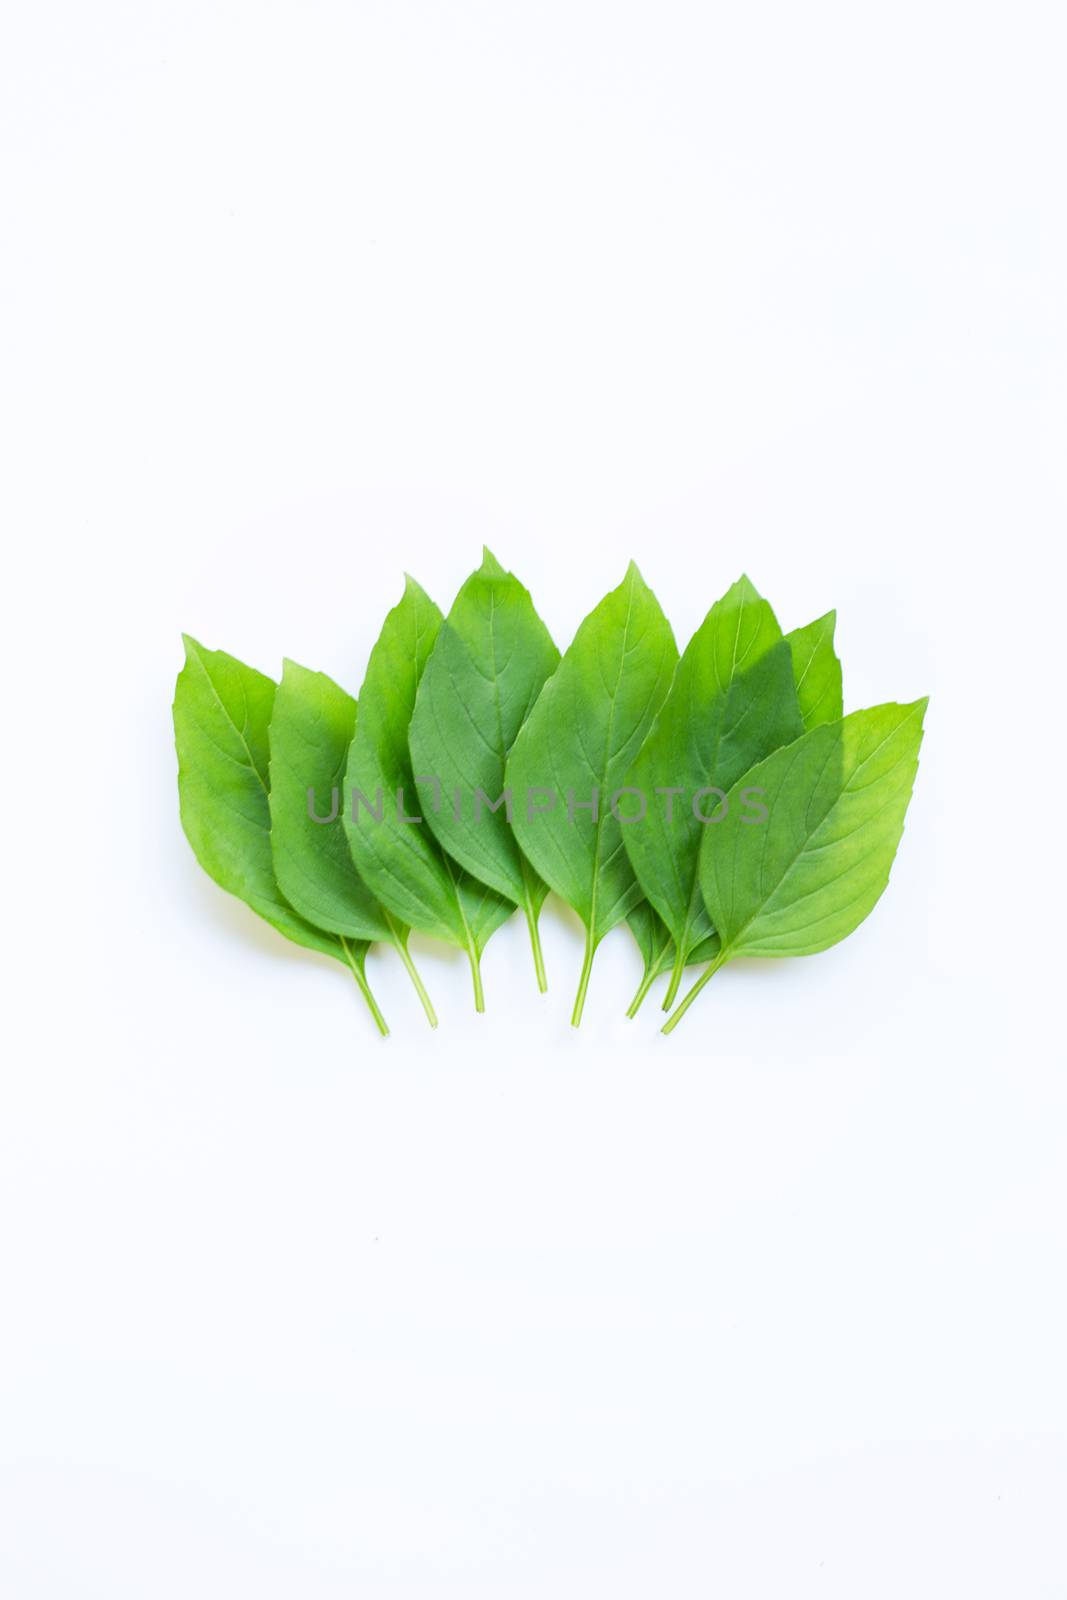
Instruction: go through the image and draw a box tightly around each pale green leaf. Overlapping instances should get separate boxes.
[785,610,843,729]
[664,698,928,1034]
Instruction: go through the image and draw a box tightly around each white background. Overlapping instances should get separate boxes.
[2,2,1065,1595]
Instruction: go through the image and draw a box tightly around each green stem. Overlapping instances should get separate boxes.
[571,926,598,1027]
[626,932,674,1018]
[662,942,687,1011]
[385,914,437,1029]
[661,950,728,1036]
[523,896,548,993]
[466,941,486,1013]
[440,855,483,1013]
[340,937,389,1038]
[626,964,658,1019]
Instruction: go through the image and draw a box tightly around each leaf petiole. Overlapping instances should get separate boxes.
[523,895,548,993]
[626,964,659,1019]
[571,927,599,1027]
[384,912,438,1029]
[626,934,673,1018]
[662,943,688,1011]
[466,943,486,1013]
[661,949,728,1036]
[340,936,390,1038]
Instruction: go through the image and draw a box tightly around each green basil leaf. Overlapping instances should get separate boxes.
[664,698,927,1034]
[343,577,514,1011]
[173,636,389,1035]
[506,562,678,1024]
[785,610,843,729]
[408,549,560,991]
[624,576,805,1011]
[268,659,437,1026]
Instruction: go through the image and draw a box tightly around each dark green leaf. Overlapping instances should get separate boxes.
[506,563,678,1024]
[408,549,560,990]
[624,576,805,1010]
[343,578,513,1010]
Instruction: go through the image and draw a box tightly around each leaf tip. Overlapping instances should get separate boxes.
[479,545,506,577]
[620,559,651,597]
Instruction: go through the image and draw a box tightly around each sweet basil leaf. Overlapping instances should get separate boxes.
[408,549,560,990]
[173,636,389,1035]
[343,577,513,1010]
[785,610,843,729]
[268,659,437,1025]
[624,576,805,1010]
[664,698,927,1034]
[506,562,677,1024]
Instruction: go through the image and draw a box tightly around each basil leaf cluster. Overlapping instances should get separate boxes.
[174,550,926,1037]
